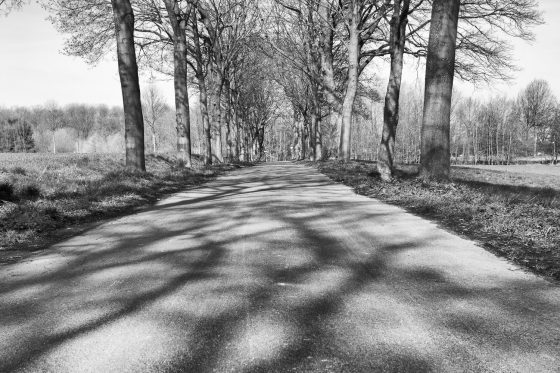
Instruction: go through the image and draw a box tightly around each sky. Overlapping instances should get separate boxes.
[0,1,560,108]
[0,2,174,108]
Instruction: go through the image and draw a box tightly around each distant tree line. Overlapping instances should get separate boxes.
[0,114,35,152]
[395,79,560,165]
[0,85,212,156]
[0,104,124,154]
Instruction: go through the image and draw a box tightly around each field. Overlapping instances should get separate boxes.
[453,164,560,191]
[314,161,560,282]
[0,153,242,262]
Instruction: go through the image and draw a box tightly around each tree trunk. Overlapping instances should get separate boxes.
[533,127,538,157]
[301,118,307,160]
[315,104,323,160]
[419,0,460,180]
[163,0,192,167]
[224,78,233,161]
[192,9,212,165]
[111,0,145,171]
[339,0,360,161]
[377,0,409,181]
[212,82,224,163]
[318,0,340,156]
[310,110,318,161]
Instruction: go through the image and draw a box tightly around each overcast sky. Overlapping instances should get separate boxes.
[0,1,559,108]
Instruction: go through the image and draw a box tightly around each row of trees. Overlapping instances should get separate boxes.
[452,79,560,165]
[263,0,541,179]
[2,0,543,180]
[262,78,560,166]
[0,83,208,154]
[0,104,124,153]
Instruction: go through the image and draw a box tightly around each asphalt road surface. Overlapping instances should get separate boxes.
[1,163,559,372]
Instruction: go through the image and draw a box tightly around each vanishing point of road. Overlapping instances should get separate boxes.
[1,163,559,372]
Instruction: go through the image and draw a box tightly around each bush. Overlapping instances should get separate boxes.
[16,183,41,200]
[0,182,14,201]
[11,167,26,175]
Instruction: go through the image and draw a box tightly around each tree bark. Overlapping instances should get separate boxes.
[339,0,360,161]
[211,76,224,163]
[192,8,212,165]
[420,0,460,180]
[301,116,308,160]
[315,103,322,160]
[377,0,410,181]
[111,0,145,171]
[163,0,192,167]
[224,78,233,160]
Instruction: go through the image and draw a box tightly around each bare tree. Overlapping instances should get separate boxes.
[111,0,146,171]
[419,0,460,180]
[518,79,557,157]
[43,101,64,154]
[162,0,193,166]
[190,1,212,165]
[142,83,167,153]
[377,0,410,181]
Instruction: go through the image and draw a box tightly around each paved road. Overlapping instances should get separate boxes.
[1,163,559,372]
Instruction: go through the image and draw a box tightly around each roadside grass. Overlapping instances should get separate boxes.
[312,160,560,282]
[0,153,248,258]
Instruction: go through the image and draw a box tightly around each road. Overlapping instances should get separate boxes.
[1,163,559,372]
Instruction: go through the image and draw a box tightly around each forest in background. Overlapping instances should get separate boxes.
[4,78,559,166]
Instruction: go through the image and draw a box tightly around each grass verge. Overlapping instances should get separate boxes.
[312,160,560,282]
[0,153,249,262]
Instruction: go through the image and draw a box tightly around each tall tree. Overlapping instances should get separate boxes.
[377,0,410,181]
[339,0,363,160]
[162,0,193,167]
[419,0,460,180]
[111,0,145,171]
[142,83,167,153]
[518,79,557,157]
[190,1,212,165]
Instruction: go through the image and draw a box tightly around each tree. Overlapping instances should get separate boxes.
[42,101,64,153]
[419,0,460,180]
[518,79,557,157]
[162,0,193,167]
[190,1,212,165]
[377,0,410,181]
[111,0,145,171]
[142,83,167,153]
[339,0,389,160]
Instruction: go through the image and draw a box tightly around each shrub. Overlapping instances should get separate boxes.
[76,156,90,167]
[0,182,14,201]
[16,183,41,200]
[11,167,26,175]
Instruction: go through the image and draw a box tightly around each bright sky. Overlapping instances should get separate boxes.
[457,0,560,99]
[0,2,174,108]
[0,1,559,108]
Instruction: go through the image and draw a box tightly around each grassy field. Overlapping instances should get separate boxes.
[453,164,560,191]
[313,161,560,282]
[0,153,244,262]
